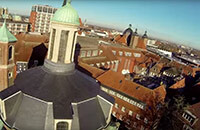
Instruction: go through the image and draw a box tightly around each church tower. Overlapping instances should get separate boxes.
[47,0,79,65]
[0,21,17,91]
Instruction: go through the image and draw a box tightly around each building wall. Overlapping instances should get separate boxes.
[100,85,151,130]
[29,5,57,33]
[0,43,15,90]
[29,11,37,32]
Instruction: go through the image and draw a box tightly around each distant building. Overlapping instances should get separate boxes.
[113,26,149,50]
[78,45,119,72]
[0,21,17,91]
[29,5,57,33]
[0,19,29,35]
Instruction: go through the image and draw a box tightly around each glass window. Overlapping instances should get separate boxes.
[182,112,196,125]
[53,9,57,14]
[38,6,42,12]
[121,106,125,112]
[144,118,148,124]
[92,50,98,56]
[128,110,133,116]
[57,122,68,130]
[136,114,140,120]
[80,51,86,58]
[43,7,47,13]
[48,8,53,13]
[49,29,56,60]
[87,50,91,57]
[115,103,118,108]
[58,30,69,63]
[32,6,36,11]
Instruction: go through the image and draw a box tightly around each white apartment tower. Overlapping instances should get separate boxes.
[29,5,57,33]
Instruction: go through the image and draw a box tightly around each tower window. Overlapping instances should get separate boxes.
[8,46,13,60]
[58,30,69,63]
[8,72,13,79]
[57,122,68,130]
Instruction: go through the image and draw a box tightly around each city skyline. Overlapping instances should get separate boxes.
[0,0,200,49]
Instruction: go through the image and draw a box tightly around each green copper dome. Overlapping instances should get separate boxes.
[0,21,17,43]
[52,2,80,25]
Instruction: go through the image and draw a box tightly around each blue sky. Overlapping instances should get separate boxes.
[0,0,200,49]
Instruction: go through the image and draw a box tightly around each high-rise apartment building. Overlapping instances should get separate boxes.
[29,5,57,33]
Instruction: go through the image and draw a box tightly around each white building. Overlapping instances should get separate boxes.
[29,5,57,33]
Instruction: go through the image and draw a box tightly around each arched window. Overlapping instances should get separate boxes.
[8,46,13,60]
[57,122,68,130]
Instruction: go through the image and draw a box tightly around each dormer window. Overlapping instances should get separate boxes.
[57,122,69,130]
[182,111,196,125]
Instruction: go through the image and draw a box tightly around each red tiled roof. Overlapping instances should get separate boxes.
[97,70,154,102]
[78,62,105,78]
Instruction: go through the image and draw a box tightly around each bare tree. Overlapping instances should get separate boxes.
[122,92,165,130]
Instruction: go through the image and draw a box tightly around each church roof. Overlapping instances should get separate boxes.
[0,60,114,121]
[0,21,17,43]
[51,2,80,25]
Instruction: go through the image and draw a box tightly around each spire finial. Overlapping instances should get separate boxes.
[62,0,71,6]
[62,0,67,6]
